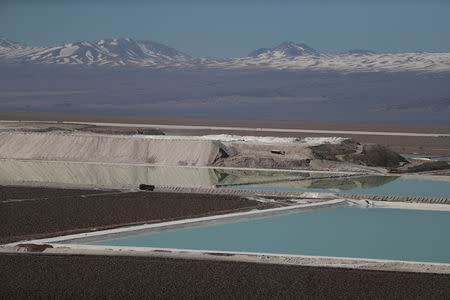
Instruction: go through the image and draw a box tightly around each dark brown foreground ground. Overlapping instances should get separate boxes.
[1,253,449,299]
[0,185,269,244]
[2,112,450,156]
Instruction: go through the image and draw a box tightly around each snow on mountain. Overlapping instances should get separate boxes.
[1,37,449,73]
[220,51,450,73]
[248,41,321,57]
[0,37,190,66]
[217,42,450,73]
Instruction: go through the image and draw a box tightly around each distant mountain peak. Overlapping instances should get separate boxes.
[249,41,320,57]
[0,37,20,48]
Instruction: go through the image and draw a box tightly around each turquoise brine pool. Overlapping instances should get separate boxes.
[91,207,450,263]
[402,154,450,162]
[227,177,450,198]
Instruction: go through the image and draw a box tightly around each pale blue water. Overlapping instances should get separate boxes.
[433,157,450,162]
[402,154,450,162]
[228,177,450,198]
[91,207,450,263]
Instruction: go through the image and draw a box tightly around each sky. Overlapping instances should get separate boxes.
[1,0,450,58]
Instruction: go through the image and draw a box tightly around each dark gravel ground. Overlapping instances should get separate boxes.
[0,186,107,202]
[0,186,270,243]
[0,253,449,299]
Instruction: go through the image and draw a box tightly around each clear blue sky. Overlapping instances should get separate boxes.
[1,0,449,57]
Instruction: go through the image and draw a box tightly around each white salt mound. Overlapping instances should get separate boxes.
[0,132,221,166]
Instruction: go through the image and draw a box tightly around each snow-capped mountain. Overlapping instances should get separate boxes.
[1,37,449,73]
[217,42,450,73]
[248,41,320,57]
[0,37,190,66]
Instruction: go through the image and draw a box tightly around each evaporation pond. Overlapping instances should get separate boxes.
[91,207,450,263]
[229,177,450,198]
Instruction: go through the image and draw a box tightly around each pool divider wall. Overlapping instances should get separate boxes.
[2,242,450,275]
[155,186,450,204]
[341,193,450,204]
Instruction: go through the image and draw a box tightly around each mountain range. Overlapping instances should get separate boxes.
[0,37,189,67]
[1,37,449,73]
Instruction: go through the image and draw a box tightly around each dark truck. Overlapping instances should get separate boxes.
[271,150,285,155]
[139,184,155,191]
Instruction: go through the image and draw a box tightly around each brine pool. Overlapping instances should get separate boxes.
[401,154,450,162]
[228,177,450,199]
[86,206,450,264]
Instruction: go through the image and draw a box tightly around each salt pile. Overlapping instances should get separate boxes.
[0,132,222,166]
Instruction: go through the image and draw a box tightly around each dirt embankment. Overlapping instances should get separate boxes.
[212,143,312,170]
[214,139,439,173]
[344,144,408,168]
[309,140,409,168]
[313,141,449,173]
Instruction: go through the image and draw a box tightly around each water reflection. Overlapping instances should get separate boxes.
[212,168,317,186]
[0,159,334,188]
[308,175,399,191]
[238,175,399,192]
[0,159,403,192]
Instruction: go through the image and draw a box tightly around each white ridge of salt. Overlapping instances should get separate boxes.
[299,137,347,146]
[139,134,347,145]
